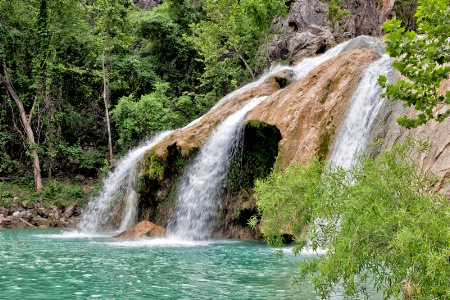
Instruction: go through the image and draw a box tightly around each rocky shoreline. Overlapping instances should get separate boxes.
[0,203,83,229]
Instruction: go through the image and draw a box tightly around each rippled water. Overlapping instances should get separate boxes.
[0,229,382,299]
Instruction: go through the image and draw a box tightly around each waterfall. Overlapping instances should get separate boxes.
[77,131,171,233]
[329,55,394,169]
[76,36,387,237]
[168,97,268,240]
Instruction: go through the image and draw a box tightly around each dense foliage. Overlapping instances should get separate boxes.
[379,0,450,128]
[254,141,450,299]
[187,0,286,96]
[0,0,286,189]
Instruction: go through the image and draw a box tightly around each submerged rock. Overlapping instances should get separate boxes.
[113,221,166,239]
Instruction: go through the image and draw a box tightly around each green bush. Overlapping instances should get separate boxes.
[255,140,450,299]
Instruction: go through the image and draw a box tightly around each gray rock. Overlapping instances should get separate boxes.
[340,0,394,37]
[10,204,23,212]
[289,0,330,31]
[50,205,61,220]
[63,205,75,219]
[341,35,386,55]
[133,0,162,10]
[12,210,33,221]
[0,206,9,216]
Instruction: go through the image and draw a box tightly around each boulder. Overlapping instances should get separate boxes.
[113,221,167,239]
[63,205,76,219]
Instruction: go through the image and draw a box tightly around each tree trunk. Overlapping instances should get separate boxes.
[1,61,43,191]
[234,47,255,81]
[102,54,114,166]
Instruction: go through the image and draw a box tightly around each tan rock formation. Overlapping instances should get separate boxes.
[247,48,381,168]
[151,69,296,158]
[113,220,166,239]
[369,78,450,196]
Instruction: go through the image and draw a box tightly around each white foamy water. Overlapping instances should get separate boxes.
[77,131,172,233]
[329,55,394,169]
[107,237,218,248]
[169,97,268,240]
[212,36,384,112]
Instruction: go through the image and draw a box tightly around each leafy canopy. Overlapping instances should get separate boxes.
[379,0,450,128]
[254,140,450,299]
[187,0,286,96]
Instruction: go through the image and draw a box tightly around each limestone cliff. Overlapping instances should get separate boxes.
[137,45,381,239]
[368,78,450,197]
[247,49,380,168]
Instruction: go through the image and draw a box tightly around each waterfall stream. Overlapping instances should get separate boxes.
[328,55,394,168]
[77,131,171,233]
[77,36,388,236]
[168,97,267,240]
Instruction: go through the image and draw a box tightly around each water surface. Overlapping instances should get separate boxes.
[0,229,380,299]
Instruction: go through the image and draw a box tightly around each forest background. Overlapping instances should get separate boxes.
[0,0,285,204]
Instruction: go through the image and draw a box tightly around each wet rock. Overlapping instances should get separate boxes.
[151,66,296,157]
[113,221,166,239]
[341,35,386,55]
[247,48,381,168]
[73,206,83,217]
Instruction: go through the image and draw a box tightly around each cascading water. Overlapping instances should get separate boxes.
[168,97,267,240]
[328,54,395,169]
[212,38,355,110]
[76,36,387,237]
[77,131,171,233]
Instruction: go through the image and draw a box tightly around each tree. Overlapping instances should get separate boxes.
[91,0,134,165]
[1,0,107,184]
[111,82,173,147]
[187,0,286,96]
[379,0,450,128]
[254,140,450,299]
[0,61,43,191]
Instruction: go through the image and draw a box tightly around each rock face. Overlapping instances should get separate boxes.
[151,69,296,157]
[113,221,166,239]
[0,203,82,229]
[136,45,382,239]
[247,49,380,168]
[368,78,450,197]
[267,0,394,65]
[341,0,395,36]
[133,0,162,10]
[135,69,296,238]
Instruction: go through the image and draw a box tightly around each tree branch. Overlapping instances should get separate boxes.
[234,46,255,81]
